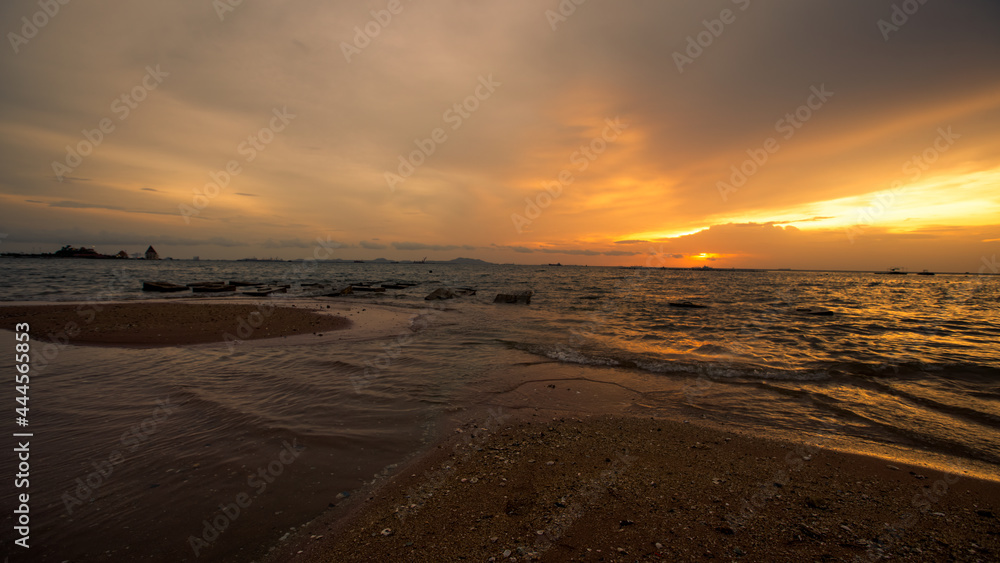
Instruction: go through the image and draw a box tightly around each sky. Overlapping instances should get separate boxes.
[1,0,999,271]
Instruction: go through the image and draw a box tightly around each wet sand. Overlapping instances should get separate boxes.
[268,413,999,562]
[0,302,351,345]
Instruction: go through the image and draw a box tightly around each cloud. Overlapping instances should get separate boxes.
[49,201,124,211]
[392,242,477,251]
[1,229,248,247]
[492,244,535,253]
[538,248,601,256]
[262,238,314,249]
[0,1,997,267]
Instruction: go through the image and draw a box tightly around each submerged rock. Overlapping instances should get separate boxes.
[796,306,833,316]
[494,291,533,304]
[668,301,707,308]
[425,288,456,300]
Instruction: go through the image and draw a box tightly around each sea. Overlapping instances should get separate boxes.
[0,258,998,561]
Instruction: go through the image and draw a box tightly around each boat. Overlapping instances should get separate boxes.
[548,263,563,266]
[142,281,188,292]
[917,270,936,276]
[228,280,257,287]
[876,267,908,275]
[668,301,707,308]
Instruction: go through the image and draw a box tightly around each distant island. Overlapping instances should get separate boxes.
[2,244,163,260]
[2,245,131,259]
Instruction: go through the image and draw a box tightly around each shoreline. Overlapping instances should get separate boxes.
[269,411,1000,562]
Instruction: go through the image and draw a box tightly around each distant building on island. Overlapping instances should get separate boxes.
[145,245,160,260]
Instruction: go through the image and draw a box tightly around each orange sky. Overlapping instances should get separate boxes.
[1,0,999,271]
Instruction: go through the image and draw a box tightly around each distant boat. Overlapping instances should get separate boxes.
[142,281,188,292]
[917,270,936,276]
[548,263,563,266]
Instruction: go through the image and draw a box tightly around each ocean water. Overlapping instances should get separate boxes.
[0,258,998,561]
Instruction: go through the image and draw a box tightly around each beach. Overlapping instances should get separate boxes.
[271,414,999,562]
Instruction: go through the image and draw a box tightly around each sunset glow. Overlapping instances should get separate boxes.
[0,1,998,271]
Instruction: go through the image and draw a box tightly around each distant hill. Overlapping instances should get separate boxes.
[446,257,492,265]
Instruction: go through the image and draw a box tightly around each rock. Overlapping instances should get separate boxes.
[425,288,456,300]
[668,301,707,308]
[975,510,994,518]
[796,306,834,316]
[324,286,352,296]
[494,291,533,304]
[715,526,735,535]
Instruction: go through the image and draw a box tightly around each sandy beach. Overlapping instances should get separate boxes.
[0,301,352,346]
[266,413,999,562]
